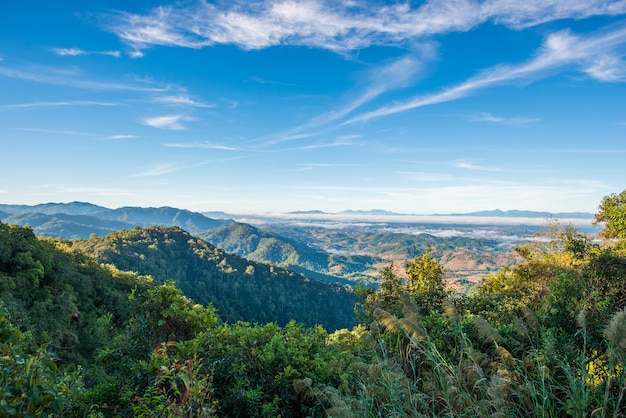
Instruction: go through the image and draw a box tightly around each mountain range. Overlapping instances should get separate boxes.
[0,202,230,238]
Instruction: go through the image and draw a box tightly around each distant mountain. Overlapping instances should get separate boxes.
[1,212,133,239]
[201,211,235,219]
[0,202,230,238]
[200,222,380,283]
[287,210,327,215]
[0,201,108,216]
[72,226,358,331]
[96,206,227,233]
[443,209,595,219]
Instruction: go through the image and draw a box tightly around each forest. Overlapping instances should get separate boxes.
[1,190,625,417]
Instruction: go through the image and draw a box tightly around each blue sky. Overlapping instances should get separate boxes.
[1,0,625,214]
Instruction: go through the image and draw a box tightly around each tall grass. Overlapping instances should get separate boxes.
[319,298,626,417]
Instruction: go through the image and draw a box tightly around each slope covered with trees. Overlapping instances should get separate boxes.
[0,202,230,239]
[71,226,358,331]
[1,190,625,417]
[201,222,379,284]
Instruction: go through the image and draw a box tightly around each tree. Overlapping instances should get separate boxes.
[405,250,446,313]
[595,190,626,240]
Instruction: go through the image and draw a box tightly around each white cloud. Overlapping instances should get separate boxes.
[53,47,87,56]
[395,171,454,181]
[0,101,119,109]
[53,47,121,57]
[103,134,139,140]
[108,0,626,52]
[142,114,189,130]
[466,112,539,125]
[455,162,504,172]
[164,141,240,150]
[133,162,183,176]
[345,25,626,123]
[153,94,214,107]
[308,54,428,127]
[0,64,169,92]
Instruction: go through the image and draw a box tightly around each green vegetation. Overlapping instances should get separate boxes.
[200,222,380,284]
[70,226,357,331]
[1,191,625,417]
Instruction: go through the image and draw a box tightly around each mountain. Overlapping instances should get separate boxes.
[0,201,108,215]
[1,212,133,239]
[444,209,595,219]
[72,225,358,331]
[0,202,230,238]
[200,222,380,284]
[95,206,228,233]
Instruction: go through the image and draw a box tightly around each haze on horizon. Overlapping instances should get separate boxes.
[1,1,625,214]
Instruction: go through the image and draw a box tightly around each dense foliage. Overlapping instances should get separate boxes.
[1,190,625,417]
[70,226,358,331]
[200,222,379,283]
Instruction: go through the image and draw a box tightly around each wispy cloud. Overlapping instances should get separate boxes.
[466,112,539,125]
[0,63,169,92]
[0,101,119,109]
[346,24,626,124]
[142,114,191,130]
[247,76,295,86]
[299,163,364,171]
[152,94,214,107]
[132,162,185,177]
[164,141,240,150]
[16,127,97,136]
[102,134,139,140]
[52,47,121,58]
[108,0,626,53]
[307,54,429,127]
[396,171,454,182]
[132,160,212,176]
[455,162,505,172]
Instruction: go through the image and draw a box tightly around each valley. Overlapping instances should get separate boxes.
[0,202,598,290]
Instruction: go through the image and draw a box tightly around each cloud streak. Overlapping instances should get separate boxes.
[345,24,626,123]
[164,141,240,150]
[466,112,539,125]
[0,101,119,109]
[142,114,191,130]
[108,0,626,53]
[152,94,214,108]
[52,47,121,58]
[0,63,169,92]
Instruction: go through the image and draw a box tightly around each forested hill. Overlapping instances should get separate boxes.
[0,202,230,238]
[200,222,379,283]
[71,225,358,331]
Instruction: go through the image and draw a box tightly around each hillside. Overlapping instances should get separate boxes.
[0,202,230,238]
[201,222,380,284]
[1,190,625,417]
[1,212,133,239]
[264,225,519,284]
[71,225,358,330]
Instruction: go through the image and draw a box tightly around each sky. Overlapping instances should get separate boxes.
[1,0,625,215]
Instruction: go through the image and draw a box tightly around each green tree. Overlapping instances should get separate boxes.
[595,190,626,240]
[406,250,447,313]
